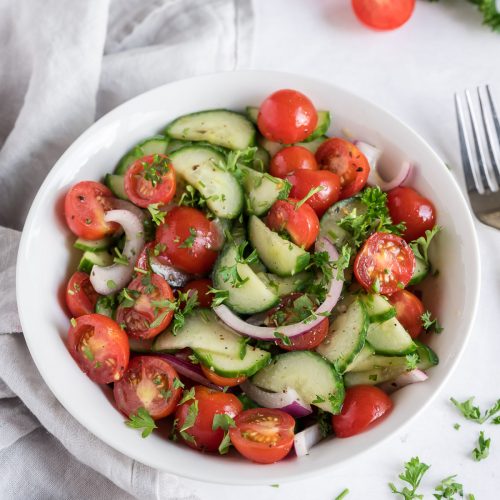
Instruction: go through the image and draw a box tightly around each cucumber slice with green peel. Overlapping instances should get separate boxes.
[361,294,396,323]
[129,338,154,353]
[251,351,345,414]
[295,136,328,153]
[316,299,369,374]
[344,343,376,372]
[366,317,417,356]
[105,174,128,200]
[114,135,169,175]
[257,271,312,297]
[169,145,243,219]
[248,216,310,277]
[302,112,331,143]
[94,296,115,318]
[319,197,366,249]
[252,147,270,172]
[239,165,288,216]
[74,237,113,252]
[246,106,259,123]
[166,139,190,154]
[258,136,282,157]
[77,250,113,274]
[258,135,328,158]
[165,110,256,151]
[344,366,406,387]
[409,256,429,285]
[414,340,439,368]
[212,241,279,314]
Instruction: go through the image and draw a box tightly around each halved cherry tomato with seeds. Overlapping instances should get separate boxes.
[181,279,213,308]
[115,274,174,339]
[200,365,247,387]
[66,271,99,318]
[229,408,295,464]
[64,181,119,240]
[388,290,425,338]
[269,146,318,179]
[113,356,182,419]
[67,314,129,384]
[135,242,155,272]
[354,232,415,295]
[315,138,370,200]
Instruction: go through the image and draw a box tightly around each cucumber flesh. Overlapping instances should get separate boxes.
[253,147,270,172]
[344,366,406,387]
[251,351,345,414]
[114,135,168,175]
[105,174,128,200]
[409,255,429,285]
[344,343,375,372]
[366,317,417,356]
[361,293,396,323]
[74,237,113,252]
[258,135,328,157]
[169,145,243,219]
[246,107,259,123]
[248,216,310,277]
[78,250,113,274]
[165,110,256,151]
[256,271,312,297]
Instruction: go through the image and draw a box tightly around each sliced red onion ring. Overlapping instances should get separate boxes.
[110,198,146,222]
[354,140,382,171]
[156,353,224,391]
[294,424,323,457]
[378,369,428,395]
[213,237,343,340]
[245,311,268,326]
[149,254,193,288]
[90,209,145,295]
[241,381,312,418]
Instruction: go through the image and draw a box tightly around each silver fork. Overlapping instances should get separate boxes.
[455,85,500,229]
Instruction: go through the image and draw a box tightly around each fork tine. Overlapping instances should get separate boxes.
[477,86,500,185]
[455,93,483,194]
[486,85,500,144]
[465,89,498,192]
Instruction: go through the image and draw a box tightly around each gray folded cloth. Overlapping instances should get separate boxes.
[0,0,253,498]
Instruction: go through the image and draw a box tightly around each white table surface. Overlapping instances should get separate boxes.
[183,1,500,498]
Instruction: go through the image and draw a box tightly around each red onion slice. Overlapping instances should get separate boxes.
[90,209,145,295]
[378,369,428,394]
[355,140,382,172]
[110,198,146,222]
[241,381,312,418]
[213,237,343,340]
[294,424,323,457]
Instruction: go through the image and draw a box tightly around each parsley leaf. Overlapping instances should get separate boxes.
[218,430,233,455]
[430,0,500,32]
[179,227,197,248]
[212,413,236,431]
[113,246,129,266]
[172,290,199,334]
[317,409,333,438]
[172,377,185,389]
[294,185,324,210]
[432,475,464,499]
[332,244,352,281]
[125,407,157,438]
[409,226,441,269]
[178,387,196,406]
[208,287,229,306]
[147,203,166,226]
[450,397,500,424]
[218,241,258,288]
[334,489,350,500]
[388,456,430,500]
[421,311,444,334]
[143,155,169,187]
[178,184,208,209]
[274,331,292,346]
[405,353,420,371]
[472,431,490,461]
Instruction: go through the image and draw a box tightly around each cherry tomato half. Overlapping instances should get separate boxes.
[67,314,129,384]
[288,169,341,217]
[354,232,415,295]
[180,279,213,308]
[64,181,119,240]
[269,146,318,179]
[65,271,99,318]
[352,0,415,31]
[315,138,370,200]
[116,274,174,339]
[387,187,437,242]
[388,290,425,339]
[332,385,393,438]
[113,356,182,419]
[265,199,320,250]
[124,154,176,208]
[155,207,221,275]
[229,408,295,464]
[200,364,247,388]
[175,386,243,452]
[258,89,318,144]
[135,241,155,272]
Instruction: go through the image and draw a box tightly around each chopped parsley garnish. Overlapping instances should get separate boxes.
[208,287,229,306]
[274,331,292,346]
[172,377,185,390]
[106,279,117,290]
[294,185,324,210]
[125,407,157,438]
[212,412,236,452]
[147,203,166,225]
[453,423,461,431]
[405,353,419,371]
[178,227,197,248]
[178,400,199,444]
[143,155,169,187]
[218,241,258,288]
[450,397,500,424]
[153,242,166,256]
[409,226,441,270]
[140,273,155,294]
[316,409,333,438]
[421,310,443,334]
[178,184,207,210]
[332,244,352,281]
[70,317,77,328]
[118,288,139,308]
[178,387,196,406]
[312,395,326,404]
[277,178,292,200]
[82,345,94,361]
[433,475,464,499]
[149,310,170,329]
[217,431,233,455]
[388,456,430,500]
[171,290,199,334]
[334,488,350,500]
[472,431,490,461]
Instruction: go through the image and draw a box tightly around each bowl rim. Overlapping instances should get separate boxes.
[16,69,481,485]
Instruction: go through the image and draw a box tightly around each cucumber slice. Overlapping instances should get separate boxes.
[166,139,190,154]
[316,299,368,374]
[344,366,406,387]
[258,136,282,157]
[295,136,328,153]
[253,147,270,172]
[257,271,312,297]
[258,135,328,158]
[165,110,256,151]
[239,166,288,216]
[129,338,154,353]
[152,310,270,377]
[345,343,375,372]
[414,340,439,368]
[105,174,128,200]
[77,250,113,274]
[361,294,396,323]
[366,317,417,356]
[251,351,345,414]
[114,135,168,175]
[212,241,279,314]
[169,145,243,219]
[409,255,429,285]
[246,106,259,123]
[248,216,310,277]
[74,237,113,252]
[319,197,366,249]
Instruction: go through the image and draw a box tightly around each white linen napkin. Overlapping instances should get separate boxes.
[0,0,253,498]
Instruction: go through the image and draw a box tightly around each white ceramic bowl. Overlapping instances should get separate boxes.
[17,71,480,485]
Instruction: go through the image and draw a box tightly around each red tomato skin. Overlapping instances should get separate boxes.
[155,207,220,275]
[288,169,341,217]
[354,232,415,295]
[64,181,118,240]
[135,242,155,272]
[352,0,415,31]
[315,138,370,200]
[229,408,295,464]
[269,146,318,179]
[200,365,246,387]
[113,356,182,419]
[67,314,129,384]
[65,271,99,318]
[175,386,243,452]
[265,199,320,250]
[387,290,425,338]
[387,187,437,242]
[332,385,393,438]
[124,154,176,208]
[180,279,213,308]
[258,89,318,144]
